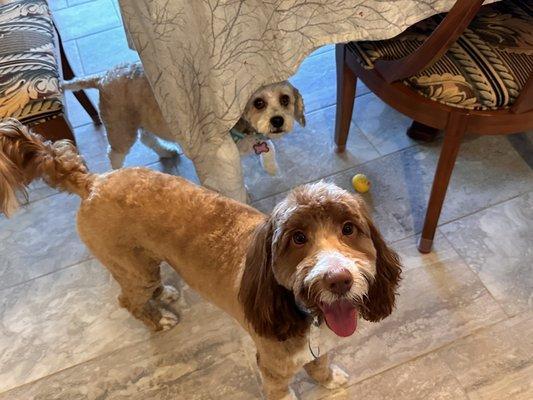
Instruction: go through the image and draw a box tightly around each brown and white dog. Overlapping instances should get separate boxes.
[0,120,401,400]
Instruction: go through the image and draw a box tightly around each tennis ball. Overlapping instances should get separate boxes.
[351,173,370,193]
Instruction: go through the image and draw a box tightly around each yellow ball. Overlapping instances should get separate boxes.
[352,173,370,193]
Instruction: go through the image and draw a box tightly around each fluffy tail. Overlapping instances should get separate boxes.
[62,74,102,91]
[0,119,94,217]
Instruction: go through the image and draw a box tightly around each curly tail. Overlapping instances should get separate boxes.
[0,118,94,217]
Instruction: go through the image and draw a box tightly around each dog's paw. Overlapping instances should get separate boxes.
[322,365,349,390]
[158,309,179,331]
[156,285,180,304]
[277,388,298,400]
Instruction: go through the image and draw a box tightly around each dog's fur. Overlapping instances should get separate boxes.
[62,63,305,175]
[0,120,401,400]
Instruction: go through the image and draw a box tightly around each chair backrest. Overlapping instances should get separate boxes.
[374,0,485,83]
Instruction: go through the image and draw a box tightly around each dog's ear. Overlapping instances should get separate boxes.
[238,217,309,341]
[361,215,402,322]
[292,86,306,127]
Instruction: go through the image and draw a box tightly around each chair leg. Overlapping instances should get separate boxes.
[56,26,101,125]
[418,113,467,253]
[31,115,76,143]
[334,43,357,153]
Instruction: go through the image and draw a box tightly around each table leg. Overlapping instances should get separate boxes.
[191,134,247,203]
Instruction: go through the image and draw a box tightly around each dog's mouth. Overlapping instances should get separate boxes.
[319,299,358,337]
[269,128,285,135]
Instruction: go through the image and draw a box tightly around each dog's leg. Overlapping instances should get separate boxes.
[256,352,298,400]
[140,130,179,159]
[152,284,180,305]
[95,250,180,331]
[259,141,279,176]
[105,121,138,169]
[304,353,349,390]
[192,135,247,202]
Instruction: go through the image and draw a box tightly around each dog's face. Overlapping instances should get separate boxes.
[239,182,401,341]
[242,81,305,137]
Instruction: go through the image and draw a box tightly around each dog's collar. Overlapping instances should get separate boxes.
[230,127,268,143]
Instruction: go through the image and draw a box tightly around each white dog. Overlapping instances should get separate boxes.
[62,63,306,175]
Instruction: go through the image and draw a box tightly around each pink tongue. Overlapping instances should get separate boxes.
[321,300,358,337]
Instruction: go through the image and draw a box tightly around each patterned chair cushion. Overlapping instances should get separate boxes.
[347,0,533,110]
[0,0,62,125]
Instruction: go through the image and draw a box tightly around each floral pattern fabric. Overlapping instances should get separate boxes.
[348,0,533,110]
[0,0,62,125]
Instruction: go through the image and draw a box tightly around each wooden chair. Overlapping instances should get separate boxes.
[0,0,100,142]
[334,0,533,253]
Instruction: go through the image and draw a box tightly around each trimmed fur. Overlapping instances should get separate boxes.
[0,120,401,400]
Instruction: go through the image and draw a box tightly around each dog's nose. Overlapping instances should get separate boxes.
[270,116,284,128]
[324,268,353,295]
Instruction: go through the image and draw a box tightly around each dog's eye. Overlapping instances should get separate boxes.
[342,222,355,236]
[280,94,290,107]
[254,98,266,110]
[292,231,307,245]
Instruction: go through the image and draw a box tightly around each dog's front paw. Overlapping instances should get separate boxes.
[158,309,179,331]
[277,388,298,400]
[156,285,180,304]
[322,365,349,390]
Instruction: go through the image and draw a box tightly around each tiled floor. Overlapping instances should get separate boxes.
[0,0,532,399]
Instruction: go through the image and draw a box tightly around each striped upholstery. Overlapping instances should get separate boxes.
[0,0,63,125]
[347,0,533,110]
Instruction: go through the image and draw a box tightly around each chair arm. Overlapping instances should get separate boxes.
[374,0,485,83]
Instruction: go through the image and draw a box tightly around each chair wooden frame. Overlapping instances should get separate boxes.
[30,23,101,142]
[334,0,533,253]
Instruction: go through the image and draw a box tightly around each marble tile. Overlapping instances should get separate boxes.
[0,259,151,392]
[0,193,91,290]
[290,49,370,114]
[243,105,380,201]
[48,0,68,10]
[353,92,415,155]
[309,353,469,400]
[436,312,533,400]
[253,133,532,242]
[506,131,533,169]
[64,90,99,128]
[62,40,84,75]
[76,27,139,74]
[441,192,533,316]
[53,0,121,41]
[0,282,255,399]
[68,0,93,6]
[329,134,532,240]
[294,234,507,399]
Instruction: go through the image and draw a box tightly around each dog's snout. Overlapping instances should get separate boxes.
[324,267,353,295]
[270,116,284,128]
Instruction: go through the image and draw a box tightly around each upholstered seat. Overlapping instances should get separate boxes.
[0,0,63,125]
[347,0,533,110]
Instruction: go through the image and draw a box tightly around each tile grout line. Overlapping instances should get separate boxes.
[251,135,419,203]
[330,315,509,396]
[0,255,95,293]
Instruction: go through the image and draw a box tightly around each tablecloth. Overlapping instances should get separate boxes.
[118,0,475,202]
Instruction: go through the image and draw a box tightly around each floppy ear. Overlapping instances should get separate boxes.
[292,86,306,127]
[238,218,309,341]
[361,217,402,322]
